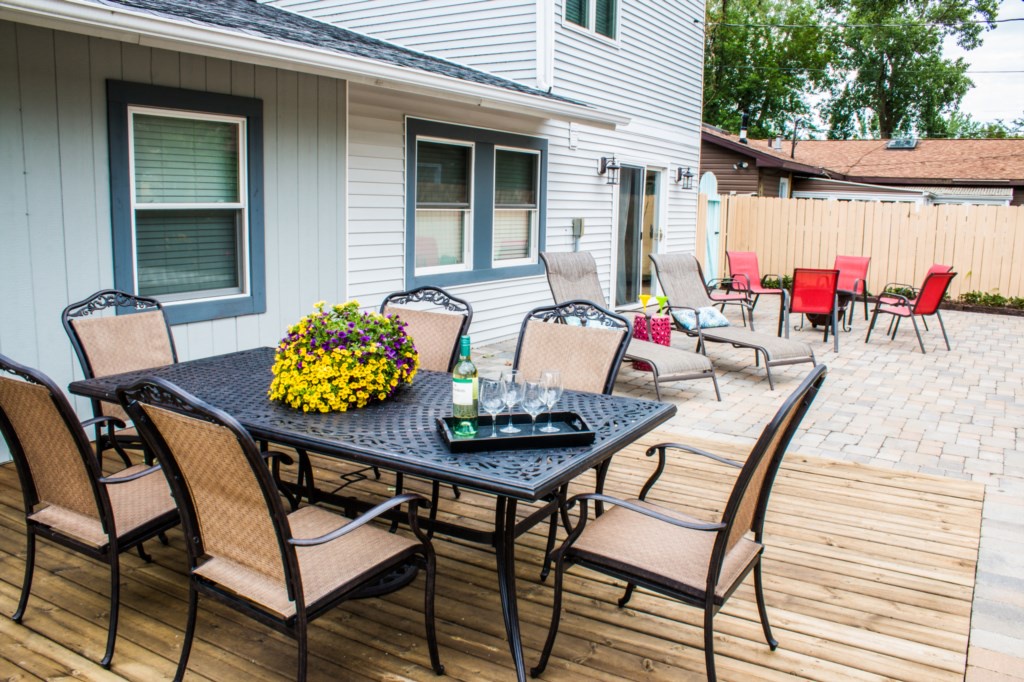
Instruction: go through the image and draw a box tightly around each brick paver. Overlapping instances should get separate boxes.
[472,304,1024,681]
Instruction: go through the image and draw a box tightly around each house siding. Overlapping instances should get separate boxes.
[0,21,347,429]
[260,0,539,85]
[699,141,759,195]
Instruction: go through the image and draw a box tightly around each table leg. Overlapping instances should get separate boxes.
[494,496,527,682]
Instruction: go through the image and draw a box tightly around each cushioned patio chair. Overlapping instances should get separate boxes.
[540,251,720,400]
[650,253,816,390]
[62,289,177,465]
[380,286,473,518]
[865,270,957,353]
[118,377,443,681]
[726,251,788,335]
[788,268,842,353]
[531,364,827,682]
[833,255,871,329]
[0,353,179,668]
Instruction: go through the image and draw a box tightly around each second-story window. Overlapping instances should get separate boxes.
[565,0,617,39]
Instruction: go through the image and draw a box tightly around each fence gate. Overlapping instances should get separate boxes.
[699,172,722,282]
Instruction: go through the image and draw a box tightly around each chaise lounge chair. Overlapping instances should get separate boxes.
[650,253,817,389]
[540,251,721,400]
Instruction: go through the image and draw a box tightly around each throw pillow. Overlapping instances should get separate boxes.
[672,306,731,331]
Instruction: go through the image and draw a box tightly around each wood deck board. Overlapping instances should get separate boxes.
[0,433,982,681]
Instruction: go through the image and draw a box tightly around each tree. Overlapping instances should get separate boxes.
[703,0,836,138]
[941,112,1024,138]
[821,0,999,139]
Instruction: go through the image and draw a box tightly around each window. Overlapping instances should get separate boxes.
[406,119,547,288]
[565,0,617,39]
[108,81,265,324]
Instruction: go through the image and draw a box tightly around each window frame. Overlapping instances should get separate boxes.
[405,118,547,289]
[108,80,265,325]
[492,146,541,267]
[414,137,475,276]
[562,0,620,42]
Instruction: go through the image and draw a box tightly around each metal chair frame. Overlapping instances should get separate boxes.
[865,271,957,353]
[789,268,842,353]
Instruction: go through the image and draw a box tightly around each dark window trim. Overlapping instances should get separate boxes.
[107,80,265,325]
[405,118,547,289]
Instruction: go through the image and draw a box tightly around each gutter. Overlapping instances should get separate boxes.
[701,131,830,177]
[0,0,630,130]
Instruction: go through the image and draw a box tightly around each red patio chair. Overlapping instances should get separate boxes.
[789,268,841,353]
[865,270,957,353]
[877,264,952,333]
[833,255,871,329]
[727,251,788,335]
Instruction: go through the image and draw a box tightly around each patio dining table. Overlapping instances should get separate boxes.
[69,346,676,680]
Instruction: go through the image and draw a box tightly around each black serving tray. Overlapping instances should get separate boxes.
[437,411,595,453]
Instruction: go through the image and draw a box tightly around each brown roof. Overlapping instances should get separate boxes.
[702,125,1024,184]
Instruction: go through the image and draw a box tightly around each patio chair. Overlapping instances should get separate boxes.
[865,270,957,353]
[531,363,827,682]
[118,377,443,681]
[833,255,871,329]
[788,268,842,353]
[381,285,473,508]
[877,264,952,332]
[726,250,788,335]
[0,353,178,668]
[650,253,816,390]
[540,251,720,400]
[62,289,177,466]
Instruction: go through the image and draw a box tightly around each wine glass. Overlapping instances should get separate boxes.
[539,370,563,433]
[522,380,545,435]
[479,379,505,438]
[499,370,522,434]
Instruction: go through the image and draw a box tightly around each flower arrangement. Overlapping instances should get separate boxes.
[268,300,419,412]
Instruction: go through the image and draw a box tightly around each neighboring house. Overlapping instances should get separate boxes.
[0,0,705,455]
[260,0,707,308]
[701,124,1024,206]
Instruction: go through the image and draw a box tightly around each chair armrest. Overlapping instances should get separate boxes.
[879,291,912,306]
[881,281,916,293]
[81,415,127,430]
[569,493,725,532]
[639,442,740,500]
[98,464,163,484]
[289,493,426,547]
[730,273,751,290]
[261,450,295,467]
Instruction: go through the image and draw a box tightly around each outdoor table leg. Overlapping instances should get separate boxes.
[495,496,528,682]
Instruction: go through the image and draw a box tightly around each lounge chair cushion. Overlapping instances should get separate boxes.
[672,306,730,331]
[683,326,814,362]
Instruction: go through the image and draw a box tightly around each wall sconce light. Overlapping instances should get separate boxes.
[598,156,620,185]
[733,160,750,171]
[676,166,694,189]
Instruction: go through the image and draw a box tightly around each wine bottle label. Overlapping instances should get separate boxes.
[453,377,477,406]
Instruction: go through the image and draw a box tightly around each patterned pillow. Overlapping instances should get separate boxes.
[672,306,731,331]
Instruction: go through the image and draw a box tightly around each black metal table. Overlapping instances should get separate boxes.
[69,347,676,680]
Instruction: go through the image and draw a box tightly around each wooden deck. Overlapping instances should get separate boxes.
[0,433,983,681]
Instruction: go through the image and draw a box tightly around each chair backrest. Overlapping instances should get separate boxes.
[926,263,953,277]
[833,255,870,294]
[649,253,715,310]
[540,251,608,306]
[710,364,827,586]
[513,301,631,395]
[380,286,473,372]
[726,251,762,292]
[790,268,839,315]
[120,378,298,604]
[0,353,109,530]
[63,290,177,421]
[913,271,957,316]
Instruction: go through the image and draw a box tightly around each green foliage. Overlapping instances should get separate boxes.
[1009,297,1024,310]
[959,291,1022,308]
[761,275,794,291]
[941,112,1024,139]
[703,0,836,137]
[884,285,916,298]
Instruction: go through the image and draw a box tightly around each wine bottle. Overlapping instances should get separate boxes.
[452,335,478,438]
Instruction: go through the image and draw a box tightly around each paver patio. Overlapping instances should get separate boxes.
[475,304,1024,681]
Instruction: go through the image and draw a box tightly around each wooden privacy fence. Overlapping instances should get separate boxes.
[696,195,1024,299]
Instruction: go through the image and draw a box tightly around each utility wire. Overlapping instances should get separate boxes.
[700,18,1020,28]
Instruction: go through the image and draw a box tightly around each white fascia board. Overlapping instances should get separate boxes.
[0,0,629,130]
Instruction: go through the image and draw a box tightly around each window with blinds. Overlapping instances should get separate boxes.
[130,109,246,301]
[415,140,472,271]
[564,0,617,39]
[494,149,539,263]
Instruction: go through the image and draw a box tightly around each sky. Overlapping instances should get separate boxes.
[944,1,1024,123]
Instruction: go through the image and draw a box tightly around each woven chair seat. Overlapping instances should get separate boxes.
[625,338,713,375]
[194,505,419,618]
[28,464,174,547]
[686,326,813,362]
[571,499,762,605]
